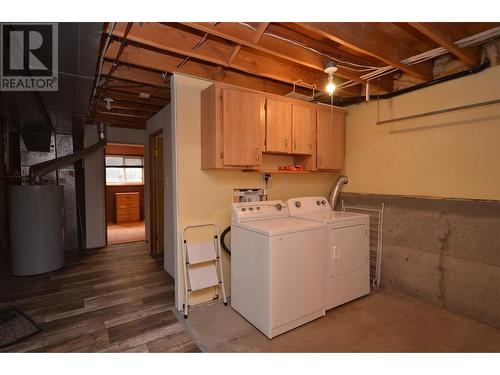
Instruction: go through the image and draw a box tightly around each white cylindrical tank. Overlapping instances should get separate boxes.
[8,185,64,275]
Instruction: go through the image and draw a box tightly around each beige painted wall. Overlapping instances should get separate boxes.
[173,74,340,307]
[344,64,500,200]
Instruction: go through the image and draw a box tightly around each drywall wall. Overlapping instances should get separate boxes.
[172,74,340,309]
[340,192,500,328]
[145,105,176,277]
[344,64,500,200]
[84,125,146,248]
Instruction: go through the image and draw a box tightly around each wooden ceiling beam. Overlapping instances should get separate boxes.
[298,22,433,81]
[109,22,357,95]
[101,61,169,88]
[252,22,270,44]
[104,39,361,97]
[88,113,147,129]
[408,22,480,67]
[182,22,393,93]
[95,110,149,120]
[99,88,167,107]
[95,104,154,117]
[105,79,170,99]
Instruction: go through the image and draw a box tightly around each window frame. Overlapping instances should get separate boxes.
[105,154,145,186]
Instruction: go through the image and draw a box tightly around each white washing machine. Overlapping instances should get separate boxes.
[287,196,370,310]
[231,200,326,339]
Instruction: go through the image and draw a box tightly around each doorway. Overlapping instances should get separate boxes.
[149,130,164,257]
[104,143,146,245]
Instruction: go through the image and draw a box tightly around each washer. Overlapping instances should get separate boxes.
[231,200,326,339]
[287,196,370,310]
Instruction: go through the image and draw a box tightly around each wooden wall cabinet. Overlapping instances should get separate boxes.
[201,85,265,169]
[316,106,345,171]
[291,104,316,156]
[265,98,292,154]
[201,83,346,172]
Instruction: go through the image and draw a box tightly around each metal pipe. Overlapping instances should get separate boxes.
[376,98,500,125]
[29,123,106,184]
[332,58,491,107]
[328,175,349,210]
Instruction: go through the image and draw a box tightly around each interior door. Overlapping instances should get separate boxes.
[149,131,164,257]
[330,225,367,277]
[156,135,164,254]
[222,88,264,166]
[291,104,315,155]
[265,98,291,153]
[317,107,345,170]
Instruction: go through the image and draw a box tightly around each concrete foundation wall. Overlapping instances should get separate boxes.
[340,192,500,328]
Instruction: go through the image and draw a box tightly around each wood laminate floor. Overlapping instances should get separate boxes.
[107,221,145,245]
[0,242,199,353]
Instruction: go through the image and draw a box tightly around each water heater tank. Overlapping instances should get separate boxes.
[8,185,64,275]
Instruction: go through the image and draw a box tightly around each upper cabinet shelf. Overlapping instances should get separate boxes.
[201,83,347,172]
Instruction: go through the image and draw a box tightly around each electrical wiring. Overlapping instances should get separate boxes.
[238,22,381,71]
[235,23,500,93]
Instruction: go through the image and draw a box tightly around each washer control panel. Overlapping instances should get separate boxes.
[232,200,289,223]
[287,196,331,215]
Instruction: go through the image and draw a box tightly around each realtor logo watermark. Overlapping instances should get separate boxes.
[1,23,58,91]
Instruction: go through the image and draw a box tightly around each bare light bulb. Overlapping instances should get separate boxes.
[326,80,336,95]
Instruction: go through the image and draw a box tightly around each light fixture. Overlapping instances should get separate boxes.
[103,97,114,111]
[138,92,151,100]
[324,61,338,96]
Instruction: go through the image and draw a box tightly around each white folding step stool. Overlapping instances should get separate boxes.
[182,222,227,319]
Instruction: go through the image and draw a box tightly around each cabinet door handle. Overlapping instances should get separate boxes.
[284,138,288,148]
[318,158,322,167]
[293,139,297,150]
[256,149,260,162]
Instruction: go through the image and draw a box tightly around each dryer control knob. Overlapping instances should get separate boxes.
[295,201,301,208]
[321,200,326,205]
[275,203,282,210]
[316,200,321,205]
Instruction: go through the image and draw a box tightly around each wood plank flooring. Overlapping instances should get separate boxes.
[107,221,146,245]
[0,242,199,353]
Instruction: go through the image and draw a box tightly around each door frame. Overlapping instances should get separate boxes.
[103,141,146,246]
[148,129,163,256]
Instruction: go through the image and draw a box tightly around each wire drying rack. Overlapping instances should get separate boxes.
[285,79,317,102]
[341,200,384,289]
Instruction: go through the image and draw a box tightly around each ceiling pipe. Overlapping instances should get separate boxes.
[332,58,491,107]
[29,123,107,184]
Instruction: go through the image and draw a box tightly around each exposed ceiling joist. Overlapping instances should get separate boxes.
[109,23,358,95]
[90,113,147,128]
[101,88,167,107]
[106,79,170,99]
[409,23,480,67]
[101,61,169,88]
[252,22,270,44]
[182,22,393,93]
[298,22,433,81]
[103,39,361,97]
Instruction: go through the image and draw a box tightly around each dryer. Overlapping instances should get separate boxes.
[231,200,326,338]
[287,197,370,310]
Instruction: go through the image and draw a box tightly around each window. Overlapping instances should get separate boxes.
[105,155,144,185]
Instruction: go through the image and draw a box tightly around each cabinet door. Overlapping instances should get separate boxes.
[291,104,316,155]
[265,98,291,153]
[222,88,265,166]
[317,107,345,170]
